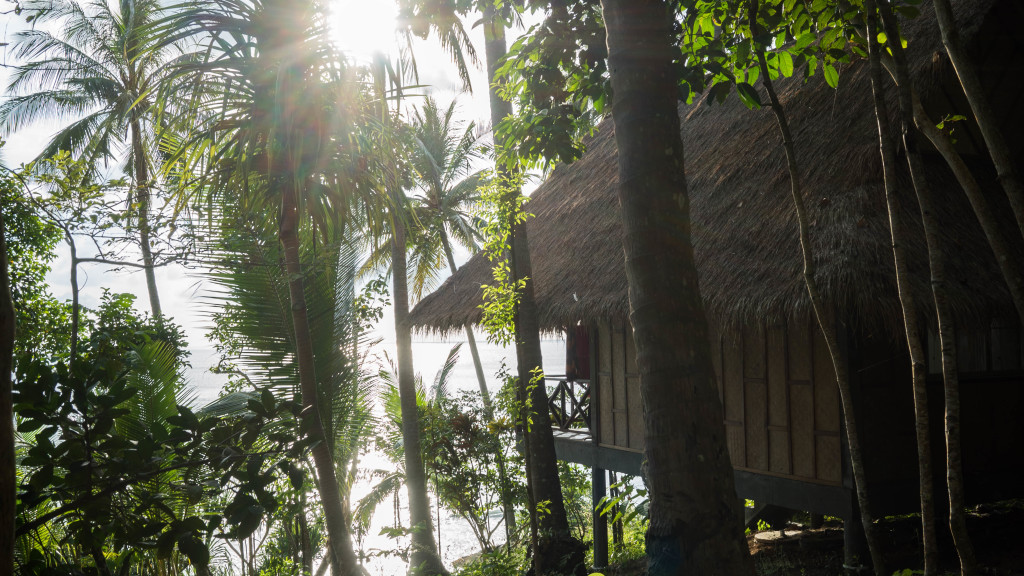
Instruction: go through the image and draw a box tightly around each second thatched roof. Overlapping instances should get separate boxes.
[410,0,1023,336]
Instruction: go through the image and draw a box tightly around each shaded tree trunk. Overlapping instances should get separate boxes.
[878,2,978,574]
[931,0,1024,238]
[482,7,583,574]
[601,1,755,574]
[391,203,448,576]
[280,187,359,576]
[263,3,360,573]
[864,2,938,572]
[0,208,15,576]
[68,232,81,363]
[904,90,1024,326]
[748,3,885,573]
[130,117,162,320]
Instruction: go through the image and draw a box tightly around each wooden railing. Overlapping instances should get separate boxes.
[546,376,591,434]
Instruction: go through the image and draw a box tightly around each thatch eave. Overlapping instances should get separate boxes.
[410,0,1022,339]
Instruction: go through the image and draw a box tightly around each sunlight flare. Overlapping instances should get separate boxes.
[328,0,400,61]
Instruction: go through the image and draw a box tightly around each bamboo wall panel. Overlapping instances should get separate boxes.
[788,323,813,381]
[626,331,644,450]
[726,424,746,468]
[767,326,788,426]
[743,325,767,379]
[723,332,746,466]
[613,322,629,447]
[815,435,842,483]
[990,320,1021,370]
[812,329,840,434]
[743,325,768,471]
[766,325,791,474]
[790,383,815,479]
[769,430,791,475]
[723,333,744,423]
[745,379,769,470]
[598,321,615,447]
[958,328,989,372]
[710,327,724,401]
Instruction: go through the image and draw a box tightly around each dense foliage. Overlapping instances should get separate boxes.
[0,0,1010,574]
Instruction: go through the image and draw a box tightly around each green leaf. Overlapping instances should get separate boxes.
[795,32,817,50]
[778,51,794,77]
[736,83,763,109]
[823,64,839,88]
[707,81,731,105]
[178,536,210,568]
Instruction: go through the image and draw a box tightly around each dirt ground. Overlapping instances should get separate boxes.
[605,500,1024,576]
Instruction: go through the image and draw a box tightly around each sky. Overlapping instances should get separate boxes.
[0,0,555,405]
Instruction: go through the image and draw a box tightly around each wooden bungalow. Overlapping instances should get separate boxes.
[410,0,1024,566]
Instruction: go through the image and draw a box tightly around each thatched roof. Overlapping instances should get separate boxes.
[411,0,1023,336]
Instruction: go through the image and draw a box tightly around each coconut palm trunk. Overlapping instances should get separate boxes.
[439,230,492,412]
[601,1,755,574]
[482,7,584,574]
[390,199,448,576]
[129,116,162,319]
[0,208,15,576]
[864,2,938,572]
[931,0,1024,238]
[746,3,885,573]
[878,2,978,574]
[264,3,359,574]
[279,185,359,576]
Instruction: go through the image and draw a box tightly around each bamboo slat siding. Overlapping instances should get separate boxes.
[596,318,844,485]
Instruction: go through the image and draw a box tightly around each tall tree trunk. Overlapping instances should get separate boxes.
[130,118,162,320]
[263,3,359,572]
[905,90,1024,325]
[0,208,16,576]
[747,4,885,573]
[440,229,517,539]
[390,203,448,576]
[280,183,359,576]
[68,233,81,363]
[439,231,492,412]
[878,3,978,574]
[865,2,938,572]
[601,1,755,574]
[931,0,1024,238]
[482,7,583,574]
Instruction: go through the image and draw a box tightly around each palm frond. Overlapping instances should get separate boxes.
[429,343,462,404]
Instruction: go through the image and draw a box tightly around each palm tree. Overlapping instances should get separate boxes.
[366,56,448,576]
[396,5,584,572]
[158,1,364,574]
[205,203,375,576]
[0,0,171,319]
[601,0,756,573]
[406,97,490,407]
[405,96,520,541]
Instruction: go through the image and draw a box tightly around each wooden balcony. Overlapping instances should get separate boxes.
[545,376,591,435]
